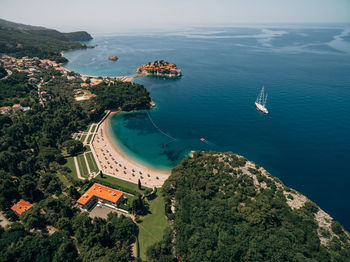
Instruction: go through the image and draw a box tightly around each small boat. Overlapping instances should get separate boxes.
[255,86,269,114]
[200,138,206,141]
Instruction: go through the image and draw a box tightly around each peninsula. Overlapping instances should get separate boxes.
[136,60,182,77]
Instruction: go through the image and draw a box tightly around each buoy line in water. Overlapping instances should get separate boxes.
[146,110,176,147]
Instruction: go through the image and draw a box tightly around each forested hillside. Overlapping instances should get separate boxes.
[149,151,350,262]
[0,26,84,63]
[0,18,92,63]
[0,18,93,42]
[90,81,152,111]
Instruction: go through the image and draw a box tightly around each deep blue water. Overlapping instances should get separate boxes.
[65,26,350,229]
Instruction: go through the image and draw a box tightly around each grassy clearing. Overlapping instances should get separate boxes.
[138,192,169,260]
[80,134,87,142]
[86,134,93,144]
[93,174,148,195]
[77,154,89,178]
[56,172,72,187]
[86,152,99,173]
[64,157,78,181]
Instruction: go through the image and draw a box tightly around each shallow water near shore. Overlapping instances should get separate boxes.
[65,25,350,229]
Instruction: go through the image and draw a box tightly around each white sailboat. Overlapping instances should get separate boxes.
[255,86,268,114]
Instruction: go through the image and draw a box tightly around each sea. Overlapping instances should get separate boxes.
[64,25,350,229]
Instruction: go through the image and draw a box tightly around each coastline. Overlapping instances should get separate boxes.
[92,110,171,188]
[62,50,169,186]
[61,52,142,82]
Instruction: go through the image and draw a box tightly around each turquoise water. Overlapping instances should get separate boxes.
[65,26,350,228]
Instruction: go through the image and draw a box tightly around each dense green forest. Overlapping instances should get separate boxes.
[90,81,152,111]
[0,26,86,63]
[0,71,35,106]
[0,17,92,42]
[148,151,350,262]
[0,18,46,30]
[29,30,93,42]
[0,207,137,261]
[0,65,7,79]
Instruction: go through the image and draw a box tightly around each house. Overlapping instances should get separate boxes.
[80,83,89,87]
[12,104,23,112]
[77,183,124,209]
[90,80,103,86]
[11,200,32,216]
[0,106,11,115]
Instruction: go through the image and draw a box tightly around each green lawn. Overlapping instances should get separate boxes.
[138,193,169,260]
[86,152,99,173]
[90,125,97,133]
[93,174,149,195]
[86,134,93,144]
[80,134,87,142]
[64,157,78,181]
[77,154,89,178]
[84,145,91,152]
[56,172,72,187]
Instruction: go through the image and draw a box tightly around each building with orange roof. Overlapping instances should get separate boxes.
[80,82,89,87]
[11,200,32,216]
[90,80,102,86]
[0,106,11,115]
[77,183,124,209]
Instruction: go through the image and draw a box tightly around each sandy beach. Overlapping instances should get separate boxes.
[91,111,171,188]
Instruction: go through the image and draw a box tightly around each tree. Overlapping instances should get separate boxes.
[138,179,141,190]
[67,186,80,200]
[18,175,37,201]
[21,206,46,230]
[0,66,7,79]
[62,139,83,156]
[131,195,149,216]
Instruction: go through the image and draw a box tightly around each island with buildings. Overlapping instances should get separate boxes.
[136,60,182,77]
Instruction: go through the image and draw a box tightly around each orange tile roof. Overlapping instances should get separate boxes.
[90,80,102,86]
[80,83,89,87]
[0,106,11,110]
[12,104,21,108]
[77,183,123,205]
[11,200,32,215]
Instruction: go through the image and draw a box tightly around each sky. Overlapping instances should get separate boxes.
[0,0,349,33]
